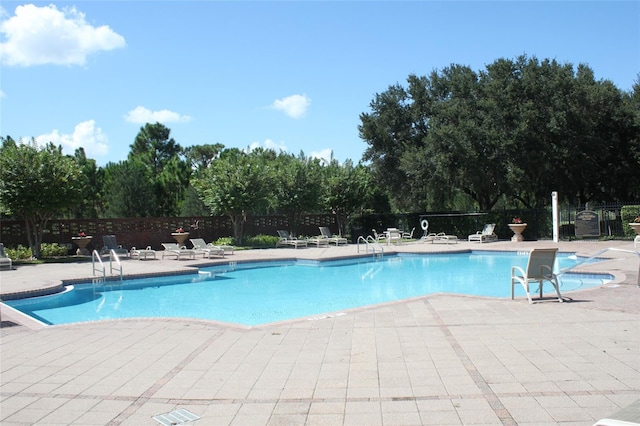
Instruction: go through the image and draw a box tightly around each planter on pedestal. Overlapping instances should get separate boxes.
[507,224,527,242]
[72,236,92,255]
[171,232,190,246]
[629,223,640,248]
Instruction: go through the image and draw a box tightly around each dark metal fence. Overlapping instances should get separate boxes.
[352,202,640,242]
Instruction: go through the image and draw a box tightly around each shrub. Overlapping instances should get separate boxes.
[5,245,32,260]
[41,243,69,257]
[214,237,234,246]
[621,205,640,237]
[244,234,280,248]
[5,243,69,260]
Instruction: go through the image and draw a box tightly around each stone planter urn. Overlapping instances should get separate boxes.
[508,223,527,242]
[171,232,189,246]
[72,236,92,255]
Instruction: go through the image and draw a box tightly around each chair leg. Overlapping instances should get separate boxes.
[551,278,563,302]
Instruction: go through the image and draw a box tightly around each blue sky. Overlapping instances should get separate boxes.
[1,1,638,166]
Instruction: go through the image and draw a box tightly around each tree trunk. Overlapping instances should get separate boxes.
[229,213,245,244]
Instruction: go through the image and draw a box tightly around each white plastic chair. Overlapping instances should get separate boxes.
[511,248,563,304]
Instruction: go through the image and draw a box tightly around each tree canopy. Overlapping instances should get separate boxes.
[360,55,640,211]
[0,138,85,257]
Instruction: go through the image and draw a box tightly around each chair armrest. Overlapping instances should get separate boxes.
[511,266,526,278]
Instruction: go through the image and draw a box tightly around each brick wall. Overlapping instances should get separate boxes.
[0,214,339,251]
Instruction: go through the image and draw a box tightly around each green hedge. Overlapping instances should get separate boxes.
[5,243,69,260]
[621,205,640,237]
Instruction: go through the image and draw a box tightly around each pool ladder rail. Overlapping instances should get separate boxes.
[357,235,384,257]
[558,247,640,287]
[92,249,123,282]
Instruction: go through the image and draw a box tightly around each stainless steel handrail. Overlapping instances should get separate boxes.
[559,247,639,286]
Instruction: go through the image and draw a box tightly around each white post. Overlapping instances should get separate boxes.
[552,191,559,243]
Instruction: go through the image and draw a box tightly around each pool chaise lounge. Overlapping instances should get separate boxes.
[190,238,225,258]
[0,243,12,270]
[319,227,348,246]
[276,230,308,249]
[161,243,196,260]
[468,223,498,243]
[431,233,458,244]
[306,235,330,247]
[101,235,130,258]
[130,246,156,260]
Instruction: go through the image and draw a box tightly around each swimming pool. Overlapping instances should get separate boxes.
[5,251,612,326]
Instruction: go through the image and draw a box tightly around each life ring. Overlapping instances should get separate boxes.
[420,219,429,231]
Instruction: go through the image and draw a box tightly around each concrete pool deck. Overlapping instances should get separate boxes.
[1,239,638,425]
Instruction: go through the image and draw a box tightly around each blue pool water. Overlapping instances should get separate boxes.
[5,252,612,326]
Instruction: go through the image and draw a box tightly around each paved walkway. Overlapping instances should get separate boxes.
[1,240,639,425]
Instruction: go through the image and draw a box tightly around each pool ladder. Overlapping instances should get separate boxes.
[92,249,123,283]
[357,235,384,258]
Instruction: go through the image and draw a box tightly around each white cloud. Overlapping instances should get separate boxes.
[0,4,125,67]
[310,148,333,165]
[124,106,192,124]
[36,120,109,158]
[271,94,311,119]
[0,89,5,98]
[247,138,288,153]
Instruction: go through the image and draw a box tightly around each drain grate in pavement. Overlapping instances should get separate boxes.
[152,409,200,425]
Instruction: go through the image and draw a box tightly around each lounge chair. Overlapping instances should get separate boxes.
[432,232,458,244]
[102,235,129,258]
[306,235,330,247]
[276,230,308,249]
[0,243,12,270]
[190,238,225,258]
[161,243,196,260]
[511,248,563,304]
[468,223,498,243]
[594,398,640,426]
[130,246,156,260]
[319,227,348,246]
[421,233,438,243]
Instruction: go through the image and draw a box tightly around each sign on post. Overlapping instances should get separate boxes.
[575,210,600,237]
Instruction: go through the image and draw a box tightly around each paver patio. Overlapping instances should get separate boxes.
[1,240,638,425]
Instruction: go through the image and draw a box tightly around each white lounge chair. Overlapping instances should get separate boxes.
[161,243,196,260]
[130,246,156,260]
[432,232,458,244]
[319,227,348,246]
[511,248,563,304]
[102,235,129,258]
[190,238,225,258]
[306,235,330,247]
[0,243,12,270]
[468,223,498,243]
[276,230,308,249]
